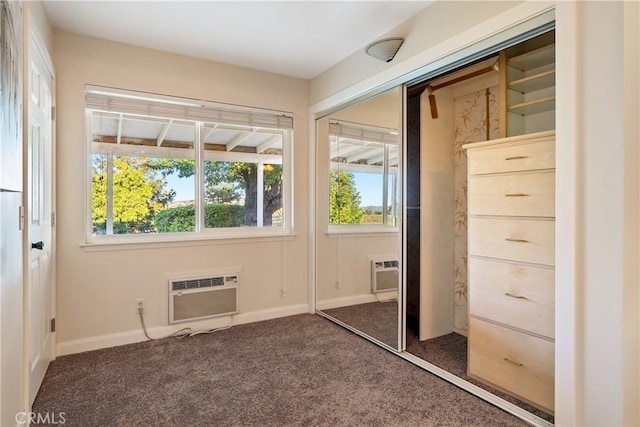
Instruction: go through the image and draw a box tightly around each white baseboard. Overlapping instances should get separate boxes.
[454,327,468,337]
[56,303,309,356]
[316,291,397,311]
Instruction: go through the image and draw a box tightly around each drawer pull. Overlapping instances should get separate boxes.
[505,155,528,161]
[505,292,528,300]
[505,238,529,243]
[503,357,524,367]
[505,193,529,197]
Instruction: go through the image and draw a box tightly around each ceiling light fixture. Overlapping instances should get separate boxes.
[364,37,404,62]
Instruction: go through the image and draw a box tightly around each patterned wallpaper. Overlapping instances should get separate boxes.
[452,86,499,331]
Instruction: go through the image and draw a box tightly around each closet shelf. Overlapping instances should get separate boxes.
[508,44,555,71]
[508,97,555,116]
[508,69,556,93]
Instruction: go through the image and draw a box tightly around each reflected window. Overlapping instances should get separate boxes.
[329,121,399,226]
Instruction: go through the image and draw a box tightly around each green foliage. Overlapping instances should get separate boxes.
[329,170,364,225]
[203,161,244,203]
[203,161,282,226]
[92,156,168,234]
[148,159,283,226]
[207,182,242,204]
[154,204,245,232]
[92,153,282,234]
[262,164,283,226]
[148,158,196,179]
[153,205,196,233]
[203,203,245,228]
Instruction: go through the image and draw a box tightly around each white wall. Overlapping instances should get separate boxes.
[53,31,310,354]
[310,1,639,425]
[559,2,639,425]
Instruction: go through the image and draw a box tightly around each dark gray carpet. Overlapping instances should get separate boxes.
[406,331,554,423]
[320,301,553,423]
[322,300,398,348]
[33,314,530,427]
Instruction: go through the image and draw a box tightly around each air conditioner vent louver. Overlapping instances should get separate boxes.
[169,273,239,324]
[373,260,399,269]
[171,275,236,291]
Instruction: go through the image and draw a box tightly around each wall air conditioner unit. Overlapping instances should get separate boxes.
[168,273,239,324]
[371,259,399,293]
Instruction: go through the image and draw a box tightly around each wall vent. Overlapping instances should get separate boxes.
[371,259,399,293]
[169,273,239,324]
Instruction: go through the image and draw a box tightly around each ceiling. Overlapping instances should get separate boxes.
[43,1,432,80]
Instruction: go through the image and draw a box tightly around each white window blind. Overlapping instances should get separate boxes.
[329,121,398,145]
[85,87,293,130]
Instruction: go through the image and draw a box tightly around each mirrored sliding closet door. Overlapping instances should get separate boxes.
[313,16,556,427]
[315,87,403,351]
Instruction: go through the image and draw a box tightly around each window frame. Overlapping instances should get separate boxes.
[84,86,294,244]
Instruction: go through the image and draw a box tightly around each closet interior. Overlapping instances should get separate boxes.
[406,29,556,421]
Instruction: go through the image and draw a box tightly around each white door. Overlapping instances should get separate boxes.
[26,35,55,407]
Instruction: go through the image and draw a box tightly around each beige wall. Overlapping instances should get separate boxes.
[53,30,310,352]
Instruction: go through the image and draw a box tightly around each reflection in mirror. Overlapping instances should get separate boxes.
[315,87,402,350]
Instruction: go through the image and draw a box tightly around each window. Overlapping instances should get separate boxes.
[328,121,399,228]
[86,87,293,240]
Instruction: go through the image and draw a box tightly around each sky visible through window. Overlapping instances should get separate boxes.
[353,172,383,207]
[167,174,195,202]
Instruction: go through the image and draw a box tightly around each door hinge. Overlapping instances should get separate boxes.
[51,212,56,227]
[51,106,56,121]
[18,205,25,231]
[50,318,56,333]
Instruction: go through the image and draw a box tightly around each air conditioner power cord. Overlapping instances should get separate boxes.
[137,307,231,340]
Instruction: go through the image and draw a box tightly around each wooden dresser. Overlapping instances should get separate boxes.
[464,130,555,414]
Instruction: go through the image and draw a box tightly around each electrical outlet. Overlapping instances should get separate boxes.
[135,299,145,314]
[280,289,286,297]
[335,281,341,290]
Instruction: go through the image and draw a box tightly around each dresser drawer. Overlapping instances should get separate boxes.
[468,172,555,217]
[469,258,555,338]
[468,139,555,175]
[469,218,555,265]
[468,317,554,413]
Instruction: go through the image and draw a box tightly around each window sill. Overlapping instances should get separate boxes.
[81,230,298,252]
[326,225,399,238]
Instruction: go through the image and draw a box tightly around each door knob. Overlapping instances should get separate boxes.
[32,241,44,250]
